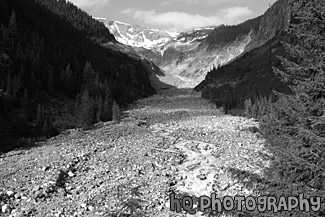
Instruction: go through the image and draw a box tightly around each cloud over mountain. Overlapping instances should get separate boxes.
[68,0,111,8]
[122,7,253,31]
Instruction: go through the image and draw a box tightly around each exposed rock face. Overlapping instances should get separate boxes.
[245,0,290,52]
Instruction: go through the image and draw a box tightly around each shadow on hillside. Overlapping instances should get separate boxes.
[0,137,45,155]
[218,119,325,216]
[149,73,177,92]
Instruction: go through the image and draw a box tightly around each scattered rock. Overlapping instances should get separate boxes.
[11,211,24,217]
[197,174,207,180]
[137,120,147,127]
[0,89,274,216]
[68,171,75,177]
[32,185,41,193]
[80,203,87,208]
[220,183,229,191]
[42,166,51,171]
[179,181,185,186]
[57,188,66,196]
[169,180,177,187]
[7,191,15,197]
[14,193,21,199]
[212,184,219,192]
[34,190,44,199]
[2,204,10,213]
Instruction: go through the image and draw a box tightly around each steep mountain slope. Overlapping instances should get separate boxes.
[158,18,260,87]
[35,0,116,44]
[0,0,158,152]
[104,18,263,88]
[244,0,289,52]
[104,20,217,87]
[195,0,291,109]
[104,21,219,87]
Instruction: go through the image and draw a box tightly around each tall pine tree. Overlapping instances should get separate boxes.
[76,89,94,127]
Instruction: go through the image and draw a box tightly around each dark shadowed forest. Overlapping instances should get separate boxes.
[0,0,156,152]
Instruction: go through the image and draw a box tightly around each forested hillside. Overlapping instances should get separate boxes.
[0,0,156,152]
[35,0,116,44]
[201,16,261,50]
[195,33,292,111]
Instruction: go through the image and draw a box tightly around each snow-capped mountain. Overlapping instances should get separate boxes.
[95,18,258,88]
[102,20,216,55]
[94,0,288,90]
[176,27,215,43]
[100,19,253,87]
[105,20,177,52]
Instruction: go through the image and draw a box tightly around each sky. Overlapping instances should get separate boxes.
[68,0,277,32]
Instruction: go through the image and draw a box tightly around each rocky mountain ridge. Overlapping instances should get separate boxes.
[105,20,177,53]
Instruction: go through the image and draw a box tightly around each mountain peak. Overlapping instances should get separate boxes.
[105,20,177,51]
[105,20,216,54]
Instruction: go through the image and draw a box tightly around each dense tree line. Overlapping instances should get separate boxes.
[34,0,115,44]
[241,1,325,215]
[200,0,325,214]
[204,16,261,48]
[0,0,156,152]
[196,33,291,113]
[263,0,325,194]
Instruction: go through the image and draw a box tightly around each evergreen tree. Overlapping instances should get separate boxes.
[112,100,121,123]
[262,0,325,198]
[275,0,325,101]
[7,10,18,50]
[103,92,112,121]
[81,61,95,94]
[82,62,95,83]
[6,71,12,96]
[47,67,55,93]
[96,96,103,122]
[22,89,29,108]
[77,89,94,127]
[36,104,43,125]
[61,63,73,91]
[42,121,49,136]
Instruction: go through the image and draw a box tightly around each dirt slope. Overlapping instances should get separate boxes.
[0,88,272,217]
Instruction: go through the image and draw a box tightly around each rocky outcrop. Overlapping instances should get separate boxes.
[245,0,289,52]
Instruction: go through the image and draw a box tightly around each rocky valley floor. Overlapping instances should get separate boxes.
[0,88,274,217]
